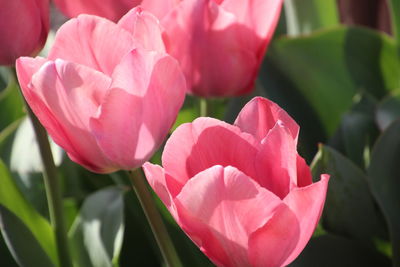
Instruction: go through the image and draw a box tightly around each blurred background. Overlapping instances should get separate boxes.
[0,0,399,266]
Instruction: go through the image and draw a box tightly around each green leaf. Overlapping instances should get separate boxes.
[0,206,54,267]
[388,0,400,42]
[368,119,400,266]
[69,187,125,267]
[376,91,400,131]
[121,191,213,267]
[0,232,18,267]
[0,71,25,131]
[338,96,378,168]
[0,160,58,265]
[261,26,400,138]
[120,193,162,267]
[284,0,339,36]
[0,67,10,91]
[7,117,65,218]
[63,198,78,232]
[329,94,379,168]
[0,118,22,151]
[311,145,387,242]
[10,117,63,175]
[290,234,390,267]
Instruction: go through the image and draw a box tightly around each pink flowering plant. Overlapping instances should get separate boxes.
[0,0,398,267]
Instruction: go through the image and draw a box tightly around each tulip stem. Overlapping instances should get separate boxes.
[128,168,182,267]
[199,97,210,117]
[26,106,73,267]
[12,68,72,267]
[27,105,72,267]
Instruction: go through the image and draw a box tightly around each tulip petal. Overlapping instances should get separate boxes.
[221,0,283,53]
[142,162,178,217]
[175,165,283,267]
[118,7,166,52]
[28,59,113,172]
[296,154,313,187]
[16,56,49,92]
[32,60,111,128]
[36,0,50,34]
[0,0,43,65]
[142,163,171,207]
[49,14,134,75]
[159,123,194,195]
[53,0,141,22]
[282,174,330,266]
[234,97,299,143]
[90,88,143,169]
[248,204,300,267]
[255,122,297,199]
[16,57,75,156]
[162,117,260,197]
[162,0,257,96]
[90,49,185,169]
[140,0,180,18]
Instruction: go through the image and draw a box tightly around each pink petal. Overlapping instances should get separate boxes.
[49,14,134,75]
[118,7,166,52]
[140,0,180,18]
[16,57,49,92]
[35,0,50,43]
[248,204,300,267]
[159,123,194,195]
[162,117,260,197]
[142,162,178,218]
[53,0,141,22]
[162,0,257,96]
[90,49,185,169]
[221,0,283,57]
[234,97,299,143]
[16,57,75,156]
[90,88,143,169]
[0,0,47,65]
[142,163,173,210]
[175,165,284,267]
[282,174,330,266]
[255,122,298,199]
[28,59,114,172]
[32,60,111,129]
[296,154,313,187]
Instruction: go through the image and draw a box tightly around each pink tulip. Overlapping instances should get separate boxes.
[53,0,283,96]
[53,0,179,22]
[16,8,186,173]
[161,0,283,97]
[0,0,49,65]
[144,97,329,267]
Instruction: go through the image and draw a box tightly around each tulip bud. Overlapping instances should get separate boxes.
[144,97,329,267]
[161,0,283,97]
[16,8,186,173]
[0,0,49,66]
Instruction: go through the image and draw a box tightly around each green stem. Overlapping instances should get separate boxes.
[199,97,210,117]
[27,106,73,267]
[12,68,72,267]
[128,169,182,267]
